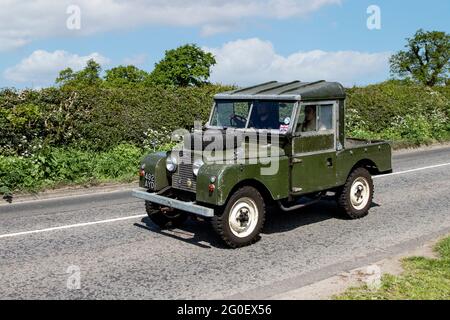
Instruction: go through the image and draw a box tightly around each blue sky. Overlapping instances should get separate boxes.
[0,0,449,88]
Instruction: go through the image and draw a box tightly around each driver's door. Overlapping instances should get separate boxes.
[290,101,338,194]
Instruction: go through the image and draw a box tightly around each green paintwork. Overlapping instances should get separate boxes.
[335,141,392,185]
[138,81,392,211]
[196,157,290,206]
[293,134,334,154]
[291,151,337,193]
[139,152,169,191]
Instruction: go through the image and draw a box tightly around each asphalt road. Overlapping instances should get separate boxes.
[0,146,449,299]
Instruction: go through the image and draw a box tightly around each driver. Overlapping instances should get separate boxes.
[250,103,279,129]
[301,105,317,132]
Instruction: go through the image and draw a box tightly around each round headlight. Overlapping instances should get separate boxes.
[166,155,178,172]
[193,158,204,176]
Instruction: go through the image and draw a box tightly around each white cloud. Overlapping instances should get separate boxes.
[4,50,110,86]
[0,0,341,51]
[200,24,236,37]
[204,38,391,86]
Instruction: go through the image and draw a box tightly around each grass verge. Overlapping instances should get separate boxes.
[335,236,450,300]
[0,144,146,197]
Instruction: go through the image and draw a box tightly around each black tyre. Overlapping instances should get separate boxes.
[212,186,266,248]
[336,167,374,219]
[145,201,188,229]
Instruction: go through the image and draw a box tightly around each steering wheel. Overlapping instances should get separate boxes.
[230,114,247,127]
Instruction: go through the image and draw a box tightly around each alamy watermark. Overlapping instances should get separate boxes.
[66,5,81,30]
[367,5,381,30]
[66,265,81,290]
[168,127,281,176]
[363,265,382,290]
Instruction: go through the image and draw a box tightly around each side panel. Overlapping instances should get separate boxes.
[336,143,392,185]
[293,134,334,153]
[139,152,169,191]
[196,157,290,206]
[291,151,337,193]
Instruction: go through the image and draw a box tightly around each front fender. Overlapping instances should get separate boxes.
[196,157,290,206]
[139,152,169,191]
[195,164,233,205]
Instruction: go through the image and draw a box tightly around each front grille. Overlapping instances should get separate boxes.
[172,151,197,192]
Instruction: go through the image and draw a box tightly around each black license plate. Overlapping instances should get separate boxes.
[144,173,156,190]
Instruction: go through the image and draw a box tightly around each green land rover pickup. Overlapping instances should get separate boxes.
[132,81,392,248]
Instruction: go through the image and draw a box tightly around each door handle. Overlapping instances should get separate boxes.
[326,158,333,167]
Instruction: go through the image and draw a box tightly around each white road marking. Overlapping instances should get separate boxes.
[0,214,146,239]
[373,162,450,179]
[1,162,450,240]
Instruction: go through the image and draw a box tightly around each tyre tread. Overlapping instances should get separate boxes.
[211,186,266,248]
[337,167,374,219]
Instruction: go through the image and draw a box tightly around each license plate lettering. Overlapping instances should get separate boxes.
[144,173,155,190]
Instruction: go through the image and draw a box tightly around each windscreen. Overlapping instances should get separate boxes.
[209,101,251,128]
[209,100,295,132]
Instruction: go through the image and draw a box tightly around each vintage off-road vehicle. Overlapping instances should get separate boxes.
[132,81,392,248]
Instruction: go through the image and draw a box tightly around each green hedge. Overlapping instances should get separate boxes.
[1,82,449,157]
[346,81,450,145]
[0,81,449,194]
[0,144,144,194]
[0,84,232,156]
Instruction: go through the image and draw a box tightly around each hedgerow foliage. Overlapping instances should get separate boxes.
[0,85,232,156]
[0,81,449,194]
[0,144,143,194]
[346,81,450,145]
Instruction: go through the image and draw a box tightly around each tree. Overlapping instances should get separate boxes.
[55,59,103,87]
[390,29,450,86]
[104,65,149,87]
[76,59,102,86]
[55,68,76,85]
[149,44,216,87]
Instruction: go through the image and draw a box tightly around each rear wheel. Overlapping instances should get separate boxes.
[336,168,374,219]
[145,201,188,229]
[212,186,266,248]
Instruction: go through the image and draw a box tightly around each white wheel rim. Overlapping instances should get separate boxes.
[228,197,259,238]
[350,177,370,210]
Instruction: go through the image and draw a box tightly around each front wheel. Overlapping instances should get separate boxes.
[336,168,374,219]
[212,186,266,248]
[145,201,188,229]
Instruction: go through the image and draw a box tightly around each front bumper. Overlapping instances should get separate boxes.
[131,188,215,218]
